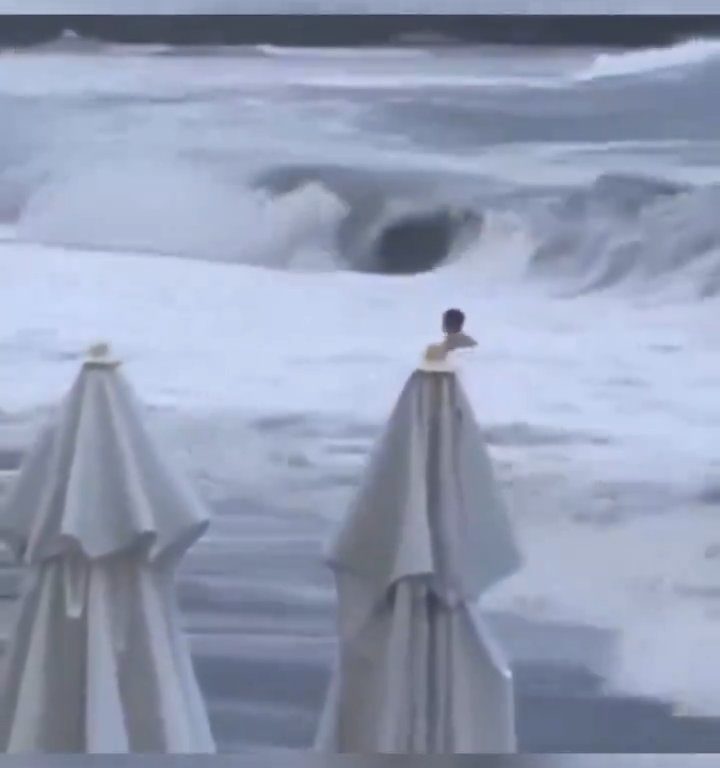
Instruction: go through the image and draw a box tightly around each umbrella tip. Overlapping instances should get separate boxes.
[84,342,121,369]
[88,342,110,358]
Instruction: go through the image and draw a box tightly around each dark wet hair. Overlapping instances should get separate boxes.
[443,308,465,333]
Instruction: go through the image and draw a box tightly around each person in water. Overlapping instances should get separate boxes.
[424,308,478,362]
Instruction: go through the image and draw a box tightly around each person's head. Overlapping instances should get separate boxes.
[442,308,465,335]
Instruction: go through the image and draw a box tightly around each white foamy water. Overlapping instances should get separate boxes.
[3,236,720,719]
[576,37,720,80]
[1,40,720,736]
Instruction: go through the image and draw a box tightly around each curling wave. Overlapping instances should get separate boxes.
[16,158,484,274]
[11,156,720,298]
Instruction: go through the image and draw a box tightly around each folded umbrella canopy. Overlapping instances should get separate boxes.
[0,348,215,753]
[316,366,522,753]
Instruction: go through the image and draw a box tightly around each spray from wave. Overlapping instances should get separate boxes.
[17,158,348,270]
[576,37,720,81]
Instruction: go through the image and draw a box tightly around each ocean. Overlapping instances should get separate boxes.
[1,34,720,750]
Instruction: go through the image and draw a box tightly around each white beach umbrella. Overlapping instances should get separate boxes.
[0,346,215,753]
[316,362,522,753]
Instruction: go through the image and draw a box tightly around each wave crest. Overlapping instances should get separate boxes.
[576,38,720,81]
[18,158,348,269]
[528,174,720,298]
[14,158,720,298]
[16,158,486,275]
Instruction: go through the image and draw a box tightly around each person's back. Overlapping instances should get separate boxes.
[424,308,477,362]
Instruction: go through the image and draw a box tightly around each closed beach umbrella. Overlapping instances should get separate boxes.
[316,362,522,753]
[0,346,215,753]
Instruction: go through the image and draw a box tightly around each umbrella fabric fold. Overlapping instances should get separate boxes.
[0,359,215,753]
[316,370,521,754]
[0,363,209,565]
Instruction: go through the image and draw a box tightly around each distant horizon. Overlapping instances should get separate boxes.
[3,14,720,49]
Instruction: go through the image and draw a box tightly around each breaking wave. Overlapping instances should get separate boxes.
[17,159,347,269]
[15,158,483,274]
[526,174,720,299]
[10,156,720,297]
[576,38,720,81]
